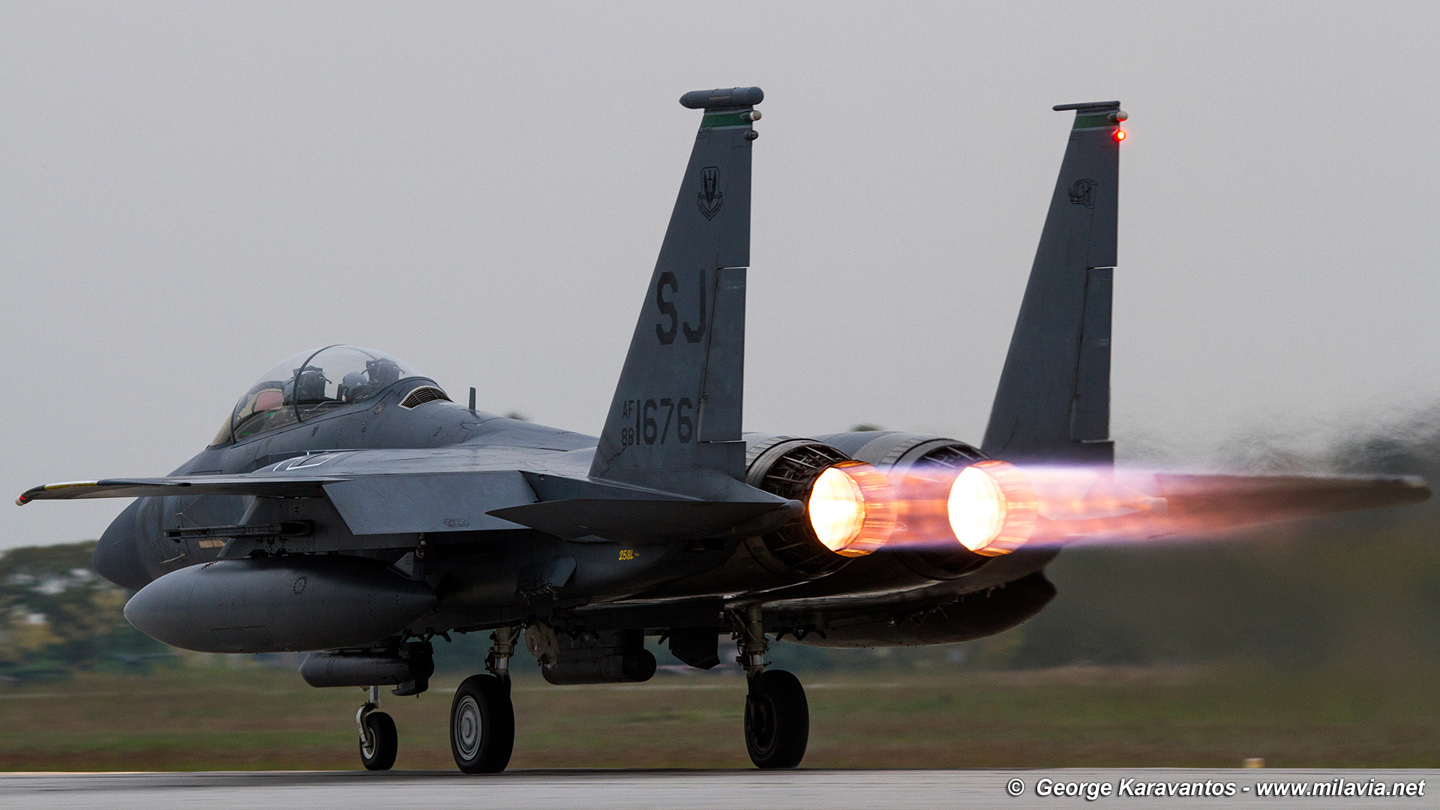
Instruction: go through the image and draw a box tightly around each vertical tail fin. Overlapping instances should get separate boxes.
[589,87,763,492]
[982,101,1125,466]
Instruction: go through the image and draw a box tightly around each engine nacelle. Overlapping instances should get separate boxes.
[770,571,1057,647]
[741,435,896,580]
[123,556,436,653]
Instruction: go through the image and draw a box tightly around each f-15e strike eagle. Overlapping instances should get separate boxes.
[19,87,1428,772]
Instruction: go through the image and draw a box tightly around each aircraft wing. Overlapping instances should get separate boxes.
[17,465,800,544]
[16,475,339,504]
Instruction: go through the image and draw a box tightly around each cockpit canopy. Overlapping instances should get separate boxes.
[211,346,431,446]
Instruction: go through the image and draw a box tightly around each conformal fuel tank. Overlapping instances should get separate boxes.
[123,555,436,653]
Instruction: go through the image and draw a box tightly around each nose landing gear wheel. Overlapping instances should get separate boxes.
[450,673,515,773]
[359,711,397,771]
[744,669,808,769]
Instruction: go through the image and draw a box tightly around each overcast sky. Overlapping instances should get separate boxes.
[3,2,1438,551]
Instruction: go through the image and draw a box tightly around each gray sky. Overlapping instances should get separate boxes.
[4,2,1439,551]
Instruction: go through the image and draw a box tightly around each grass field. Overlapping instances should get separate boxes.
[1,662,1437,771]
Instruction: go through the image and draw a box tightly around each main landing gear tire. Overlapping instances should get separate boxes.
[451,673,515,773]
[359,711,398,771]
[744,669,808,769]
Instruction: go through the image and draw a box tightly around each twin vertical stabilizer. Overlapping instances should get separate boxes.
[982,101,1124,466]
[591,92,1117,486]
[589,88,763,495]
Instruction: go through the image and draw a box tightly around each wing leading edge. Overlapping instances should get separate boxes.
[16,476,337,504]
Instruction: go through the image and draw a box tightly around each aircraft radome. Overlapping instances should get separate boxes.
[18,87,1429,772]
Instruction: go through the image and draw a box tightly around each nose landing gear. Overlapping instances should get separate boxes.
[735,605,809,769]
[357,686,398,771]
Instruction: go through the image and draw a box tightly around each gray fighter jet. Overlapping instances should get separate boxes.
[19,87,1428,772]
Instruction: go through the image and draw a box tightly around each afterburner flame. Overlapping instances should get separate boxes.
[807,456,1422,557]
[807,461,897,557]
[946,460,1038,556]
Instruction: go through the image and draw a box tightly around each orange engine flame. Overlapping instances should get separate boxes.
[801,458,1423,557]
[945,460,1039,556]
[807,461,897,557]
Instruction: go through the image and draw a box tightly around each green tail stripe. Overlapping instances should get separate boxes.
[1073,113,1118,129]
[701,111,753,129]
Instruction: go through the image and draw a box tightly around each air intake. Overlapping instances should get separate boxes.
[399,386,451,409]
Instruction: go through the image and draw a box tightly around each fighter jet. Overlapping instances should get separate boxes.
[18,87,1428,772]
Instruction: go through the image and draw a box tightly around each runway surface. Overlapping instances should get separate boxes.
[2,769,1436,810]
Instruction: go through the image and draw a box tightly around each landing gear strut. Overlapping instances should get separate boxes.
[357,686,398,771]
[735,605,808,769]
[449,627,518,773]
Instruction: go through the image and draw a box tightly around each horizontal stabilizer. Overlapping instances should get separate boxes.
[489,498,801,543]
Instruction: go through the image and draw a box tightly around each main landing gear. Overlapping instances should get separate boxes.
[449,626,519,773]
[735,605,809,769]
[351,619,807,773]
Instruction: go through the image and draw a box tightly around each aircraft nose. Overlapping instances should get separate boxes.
[93,502,151,591]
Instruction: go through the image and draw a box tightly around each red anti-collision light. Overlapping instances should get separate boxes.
[1113,129,1127,142]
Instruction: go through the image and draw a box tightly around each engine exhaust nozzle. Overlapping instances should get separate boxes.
[946,460,1038,556]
